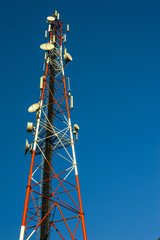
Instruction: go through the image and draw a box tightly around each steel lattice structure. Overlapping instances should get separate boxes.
[19,12,87,240]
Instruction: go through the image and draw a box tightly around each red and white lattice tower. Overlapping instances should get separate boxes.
[19,11,87,240]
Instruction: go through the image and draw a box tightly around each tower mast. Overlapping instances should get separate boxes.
[40,23,56,240]
[19,11,87,240]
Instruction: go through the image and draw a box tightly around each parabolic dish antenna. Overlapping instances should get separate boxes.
[40,43,54,51]
[28,103,40,113]
[47,16,55,23]
[64,52,73,62]
[74,124,80,131]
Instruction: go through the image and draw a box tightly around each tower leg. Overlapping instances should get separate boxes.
[76,175,87,240]
[19,226,25,240]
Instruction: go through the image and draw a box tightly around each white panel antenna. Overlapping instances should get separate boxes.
[70,95,73,110]
[40,76,44,90]
[45,30,48,39]
[67,24,69,32]
[63,34,66,43]
[25,139,30,155]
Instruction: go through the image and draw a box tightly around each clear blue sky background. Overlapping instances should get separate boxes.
[0,0,160,239]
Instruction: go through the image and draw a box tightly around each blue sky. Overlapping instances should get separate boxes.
[0,0,160,239]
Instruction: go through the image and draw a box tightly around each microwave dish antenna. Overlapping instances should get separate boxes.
[47,16,55,23]
[28,103,40,113]
[40,43,54,51]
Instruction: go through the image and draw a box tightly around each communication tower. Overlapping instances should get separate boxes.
[19,11,87,240]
